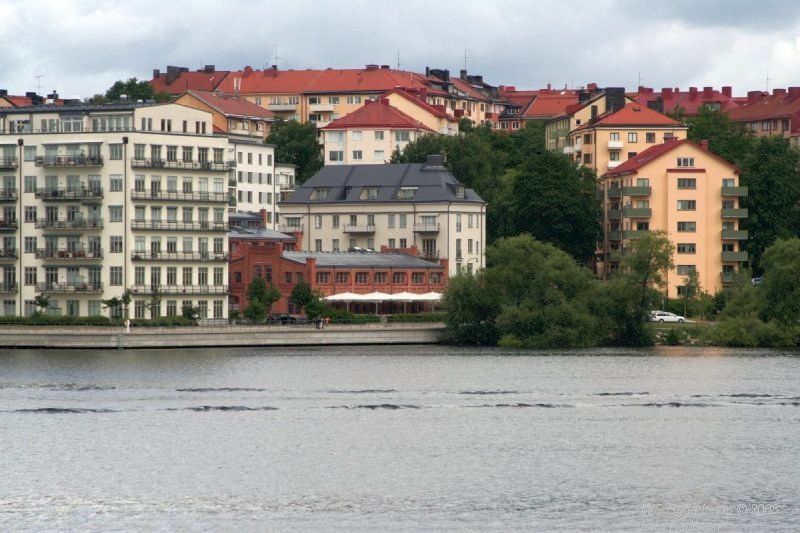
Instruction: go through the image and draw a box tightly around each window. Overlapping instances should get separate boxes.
[314,215,322,229]
[360,188,378,200]
[24,175,36,193]
[110,266,122,286]
[456,214,462,232]
[677,178,696,189]
[677,243,696,254]
[24,206,37,223]
[392,272,406,284]
[399,238,407,248]
[315,239,323,252]
[677,200,696,211]
[677,265,696,276]
[109,175,123,192]
[335,272,349,284]
[609,152,620,162]
[676,157,695,167]
[374,150,385,161]
[352,150,363,160]
[109,206,122,222]
[355,272,369,284]
[677,222,696,232]
[412,272,424,284]
[182,146,193,163]
[284,271,293,284]
[468,239,473,254]
[396,187,416,200]
[627,132,638,143]
[374,131,384,140]
[388,214,395,228]
[646,132,656,143]
[346,96,362,104]
[329,151,344,162]
[183,267,193,285]
[352,131,362,141]
[332,239,339,252]
[399,214,407,228]
[110,236,122,253]
[395,131,410,142]
[332,215,339,228]
[311,189,329,200]
[316,272,330,284]
[583,154,592,164]
[610,132,620,141]
[167,300,177,317]
[24,267,37,286]
[329,96,340,104]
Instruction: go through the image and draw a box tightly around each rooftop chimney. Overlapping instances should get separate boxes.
[0,89,7,96]
[204,64,215,73]
[773,88,787,96]
[721,86,732,98]
[698,139,709,151]
[689,87,698,99]
[662,87,673,99]
[460,69,467,79]
[587,82,598,92]
[380,65,390,70]
[365,64,379,71]
[423,154,445,168]
[153,69,160,79]
[703,87,713,98]
[747,90,763,103]
[788,87,800,100]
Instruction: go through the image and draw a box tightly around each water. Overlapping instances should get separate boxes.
[1,345,799,532]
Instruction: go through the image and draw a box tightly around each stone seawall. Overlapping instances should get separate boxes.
[0,323,447,349]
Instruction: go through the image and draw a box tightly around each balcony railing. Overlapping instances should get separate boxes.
[722,208,748,218]
[130,284,228,295]
[622,186,651,196]
[130,220,229,232]
[130,190,230,203]
[608,230,649,241]
[721,272,737,284]
[278,224,303,233]
[0,249,17,259]
[0,157,18,170]
[721,186,748,197]
[608,140,624,150]
[35,248,103,260]
[607,209,621,220]
[267,103,298,112]
[623,207,652,218]
[131,251,228,261]
[607,187,622,199]
[0,282,18,293]
[35,218,104,230]
[37,282,104,293]
[130,159,236,171]
[562,146,575,155]
[0,219,18,231]
[607,160,622,169]
[413,223,440,233]
[35,155,104,167]
[35,187,104,202]
[308,103,335,112]
[421,250,440,261]
[722,251,748,262]
[0,188,17,202]
[722,229,749,240]
[343,224,376,234]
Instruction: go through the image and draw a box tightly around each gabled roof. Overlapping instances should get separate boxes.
[603,139,738,177]
[523,91,580,119]
[575,102,684,131]
[151,70,230,95]
[384,88,456,121]
[632,87,740,116]
[283,156,484,204]
[183,90,274,120]
[322,99,435,132]
[727,88,800,122]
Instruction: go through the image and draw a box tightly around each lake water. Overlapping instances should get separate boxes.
[1,345,799,532]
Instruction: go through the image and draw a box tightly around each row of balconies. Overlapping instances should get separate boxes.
[0,157,18,170]
[36,282,103,294]
[130,190,230,203]
[276,223,442,235]
[131,220,229,232]
[606,186,747,198]
[34,249,103,260]
[34,218,103,230]
[34,187,103,202]
[35,155,103,168]
[130,284,228,295]
[131,251,228,262]
[607,229,749,241]
[607,207,749,219]
[130,159,236,171]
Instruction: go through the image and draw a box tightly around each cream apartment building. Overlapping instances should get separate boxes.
[545,88,631,152]
[278,155,486,276]
[0,101,238,319]
[599,139,748,297]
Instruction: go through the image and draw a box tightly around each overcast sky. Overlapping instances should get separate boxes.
[2,0,800,98]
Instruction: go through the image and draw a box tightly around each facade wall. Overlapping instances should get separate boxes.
[600,143,747,297]
[384,94,457,134]
[571,126,688,174]
[323,128,424,165]
[278,201,485,277]
[229,140,279,222]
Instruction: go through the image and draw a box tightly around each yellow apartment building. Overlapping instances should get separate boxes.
[599,139,748,298]
[545,88,632,151]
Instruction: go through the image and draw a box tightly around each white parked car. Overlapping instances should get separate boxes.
[649,311,686,323]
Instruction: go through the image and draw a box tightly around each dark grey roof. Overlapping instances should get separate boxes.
[229,226,294,240]
[283,251,443,269]
[0,101,148,116]
[281,159,484,205]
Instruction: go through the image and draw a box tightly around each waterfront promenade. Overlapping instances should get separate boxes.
[0,323,446,349]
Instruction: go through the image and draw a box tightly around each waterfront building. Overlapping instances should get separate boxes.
[598,138,748,297]
[278,155,486,276]
[727,87,800,148]
[0,100,265,319]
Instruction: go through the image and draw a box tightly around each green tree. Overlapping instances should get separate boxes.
[102,78,171,103]
[289,281,315,313]
[685,107,753,165]
[244,277,281,322]
[265,120,323,183]
[32,295,50,317]
[680,269,703,318]
[759,237,800,325]
[442,272,501,345]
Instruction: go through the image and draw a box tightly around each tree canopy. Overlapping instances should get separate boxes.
[89,78,171,104]
[266,120,323,184]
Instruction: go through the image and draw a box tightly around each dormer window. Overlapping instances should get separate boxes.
[455,185,465,199]
[360,188,379,200]
[311,188,329,200]
[396,187,417,200]
[677,157,695,167]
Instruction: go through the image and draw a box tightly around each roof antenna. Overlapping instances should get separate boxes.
[273,48,283,69]
[766,70,771,92]
[35,74,44,95]
[396,50,401,71]
[463,48,471,71]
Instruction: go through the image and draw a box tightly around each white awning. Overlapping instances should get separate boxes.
[323,292,368,302]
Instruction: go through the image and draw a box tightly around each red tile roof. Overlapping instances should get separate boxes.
[184,90,274,120]
[576,102,683,131]
[150,70,230,95]
[383,88,457,121]
[523,91,580,119]
[603,139,738,177]
[321,99,435,132]
[632,86,740,116]
[498,88,539,110]
[1,95,65,106]
[727,88,800,125]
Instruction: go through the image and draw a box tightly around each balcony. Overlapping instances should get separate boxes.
[268,103,297,112]
[35,155,103,167]
[0,189,17,202]
[0,249,17,260]
[421,250,440,261]
[0,282,18,293]
[607,187,621,199]
[721,271,737,284]
[607,230,648,241]
[623,207,652,218]
[130,190,230,203]
[343,224,376,234]
[722,229,749,240]
[622,186,651,196]
[35,218,104,230]
[36,248,103,261]
[722,251,749,262]
[131,251,228,262]
[130,159,236,171]
[35,187,103,202]
[131,220,229,232]
[37,282,104,294]
[573,140,583,152]
[278,224,304,234]
[607,209,621,220]
[0,219,18,231]
[309,103,335,112]
[0,157,18,170]
[131,284,228,295]
[607,160,622,169]
[722,208,748,218]
[721,186,748,197]
[562,146,575,155]
[413,223,440,233]
[608,140,624,150]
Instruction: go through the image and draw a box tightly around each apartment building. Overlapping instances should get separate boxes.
[598,139,748,297]
[631,86,740,117]
[545,87,631,152]
[0,101,239,319]
[174,90,275,139]
[566,102,688,175]
[727,87,800,148]
[321,99,436,165]
[278,155,485,276]
[228,138,284,224]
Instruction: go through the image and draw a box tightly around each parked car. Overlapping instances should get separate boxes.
[269,313,297,325]
[649,311,686,323]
